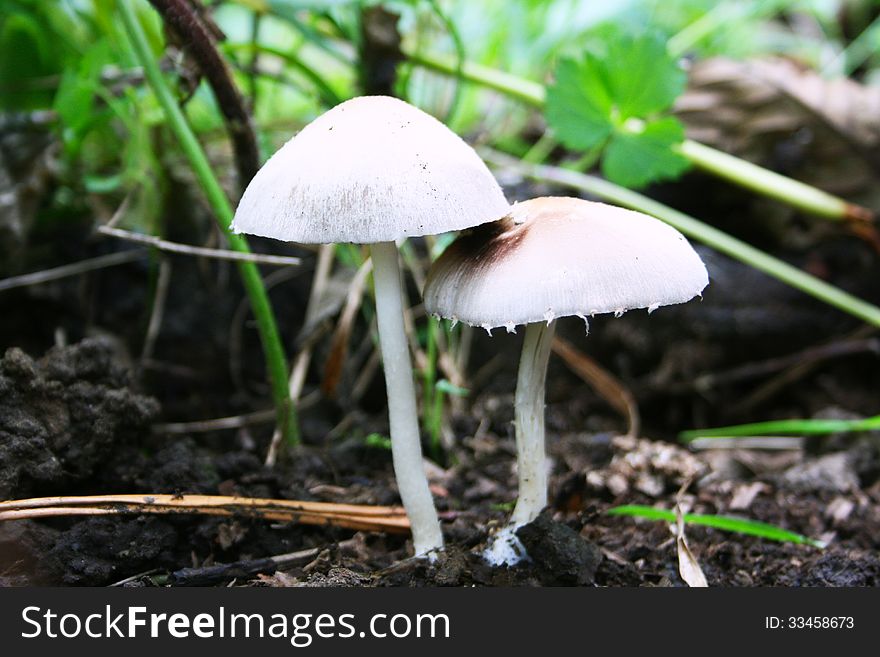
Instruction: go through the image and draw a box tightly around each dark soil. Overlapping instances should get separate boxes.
[0,334,877,587]
[0,339,158,498]
[1,162,879,587]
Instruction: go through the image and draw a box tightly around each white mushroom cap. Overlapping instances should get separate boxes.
[231,96,509,244]
[424,196,709,329]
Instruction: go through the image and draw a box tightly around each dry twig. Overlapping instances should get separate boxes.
[153,391,321,435]
[98,225,301,266]
[0,250,145,293]
[0,494,411,534]
[140,257,173,362]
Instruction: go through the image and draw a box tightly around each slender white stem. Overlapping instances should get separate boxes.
[370,241,444,555]
[511,320,556,528]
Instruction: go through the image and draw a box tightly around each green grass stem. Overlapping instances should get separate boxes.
[120,0,297,445]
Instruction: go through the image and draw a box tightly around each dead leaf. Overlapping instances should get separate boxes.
[729,482,767,511]
[674,502,708,588]
[322,258,373,397]
[255,571,299,587]
[216,521,247,550]
[825,496,855,525]
[781,452,859,493]
[678,57,880,197]
[677,56,879,246]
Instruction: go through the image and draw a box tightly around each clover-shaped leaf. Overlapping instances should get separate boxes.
[545,29,690,188]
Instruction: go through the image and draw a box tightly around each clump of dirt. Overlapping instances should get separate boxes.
[793,551,880,586]
[0,338,159,499]
[102,439,222,494]
[517,512,603,585]
[48,516,180,586]
[0,520,59,586]
[316,514,602,588]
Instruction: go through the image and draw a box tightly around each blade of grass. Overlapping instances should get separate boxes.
[119,0,297,445]
[424,0,465,125]
[408,50,873,223]
[823,12,880,76]
[409,50,545,105]
[666,2,746,57]
[223,42,343,107]
[680,415,880,442]
[264,4,352,66]
[607,505,826,548]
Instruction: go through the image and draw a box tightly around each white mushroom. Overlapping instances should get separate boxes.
[232,96,509,556]
[423,196,709,564]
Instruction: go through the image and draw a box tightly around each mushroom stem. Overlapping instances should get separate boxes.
[370,241,444,555]
[511,319,557,528]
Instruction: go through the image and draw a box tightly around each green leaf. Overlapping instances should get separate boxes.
[0,12,59,110]
[435,379,469,397]
[84,172,125,194]
[53,40,111,152]
[545,55,613,151]
[364,433,392,450]
[603,117,690,188]
[607,505,826,548]
[268,0,356,12]
[545,28,689,187]
[602,31,686,119]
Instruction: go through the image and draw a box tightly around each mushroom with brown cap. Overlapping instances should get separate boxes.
[423,196,709,563]
[232,95,509,556]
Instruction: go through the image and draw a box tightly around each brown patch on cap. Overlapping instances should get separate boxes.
[434,214,530,275]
